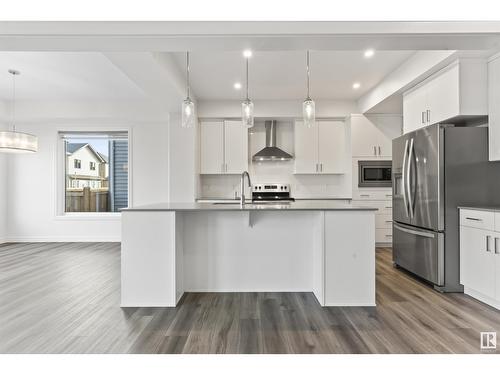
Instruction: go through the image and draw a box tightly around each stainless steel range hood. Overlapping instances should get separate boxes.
[252,120,293,161]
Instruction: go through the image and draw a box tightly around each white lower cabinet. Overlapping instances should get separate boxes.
[352,191,393,246]
[459,208,500,309]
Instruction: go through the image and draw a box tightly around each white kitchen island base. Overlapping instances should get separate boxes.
[121,203,376,307]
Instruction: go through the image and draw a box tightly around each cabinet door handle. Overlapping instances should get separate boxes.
[315,163,318,172]
[360,194,370,197]
[421,112,425,124]
[465,217,482,222]
[385,220,393,223]
[426,110,430,123]
[320,163,323,172]
[225,163,228,172]
[495,237,499,254]
[373,146,377,155]
[486,235,491,252]
[378,146,381,155]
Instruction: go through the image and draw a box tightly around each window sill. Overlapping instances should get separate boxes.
[55,212,122,221]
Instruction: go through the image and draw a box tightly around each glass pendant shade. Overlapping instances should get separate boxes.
[302,50,316,128]
[182,97,195,128]
[302,98,316,128]
[0,131,38,153]
[181,52,195,128]
[241,99,254,128]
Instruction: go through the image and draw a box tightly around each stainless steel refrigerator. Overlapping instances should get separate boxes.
[392,123,500,292]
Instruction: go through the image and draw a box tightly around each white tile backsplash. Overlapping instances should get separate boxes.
[199,119,353,199]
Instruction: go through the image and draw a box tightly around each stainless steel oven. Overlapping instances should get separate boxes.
[358,160,392,187]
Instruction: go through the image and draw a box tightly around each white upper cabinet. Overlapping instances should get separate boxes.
[294,120,318,174]
[403,84,428,133]
[294,120,348,174]
[200,121,224,174]
[224,120,248,174]
[318,121,347,174]
[350,114,401,158]
[488,54,500,161]
[403,59,488,134]
[199,120,248,174]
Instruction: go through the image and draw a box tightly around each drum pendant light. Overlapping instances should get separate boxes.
[0,70,38,153]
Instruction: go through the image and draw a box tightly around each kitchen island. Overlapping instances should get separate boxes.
[121,201,377,307]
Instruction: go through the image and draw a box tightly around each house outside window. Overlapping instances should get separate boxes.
[61,131,129,213]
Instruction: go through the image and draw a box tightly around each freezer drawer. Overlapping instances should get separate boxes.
[393,222,444,286]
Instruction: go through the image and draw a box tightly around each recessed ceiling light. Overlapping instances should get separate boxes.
[364,49,375,58]
[353,82,361,89]
[243,49,253,58]
[233,82,242,90]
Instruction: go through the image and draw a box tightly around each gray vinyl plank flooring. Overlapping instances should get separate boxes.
[0,242,499,354]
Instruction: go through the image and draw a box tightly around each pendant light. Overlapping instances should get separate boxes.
[0,70,38,153]
[181,52,195,128]
[241,51,254,128]
[302,50,316,128]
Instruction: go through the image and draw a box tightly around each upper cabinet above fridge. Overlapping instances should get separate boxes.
[402,59,488,134]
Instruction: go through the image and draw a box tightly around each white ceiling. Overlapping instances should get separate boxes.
[0,52,147,100]
[173,50,415,100]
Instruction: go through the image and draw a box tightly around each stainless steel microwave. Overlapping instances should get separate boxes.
[358,160,392,187]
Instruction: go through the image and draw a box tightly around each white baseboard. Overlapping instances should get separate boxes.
[5,236,121,243]
[464,287,500,310]
[324,302,377,307]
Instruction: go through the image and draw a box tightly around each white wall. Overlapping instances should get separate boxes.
[5,101,170,241]
[168,113,197,202]
[197,99,356,119]
[0,117,7,243]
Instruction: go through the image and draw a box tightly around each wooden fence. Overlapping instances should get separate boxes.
[66,187,110,212]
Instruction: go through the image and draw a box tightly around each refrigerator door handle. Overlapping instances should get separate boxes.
[407,138,415,218]
[394,223,435,238]
[401,139,409,217]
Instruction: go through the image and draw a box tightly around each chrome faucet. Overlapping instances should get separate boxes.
[240,171,252,206]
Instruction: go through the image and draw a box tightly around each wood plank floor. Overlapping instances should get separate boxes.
[0,242,499,354]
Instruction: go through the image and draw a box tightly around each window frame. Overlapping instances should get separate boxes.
[74,159,81,169]
[55,128,133,219]
[89,161,96,171]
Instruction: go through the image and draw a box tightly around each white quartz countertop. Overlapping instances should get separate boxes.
[458,206,500,212]
[122,200,378,212]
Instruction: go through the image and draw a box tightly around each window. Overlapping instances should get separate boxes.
[60,131,129,213]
